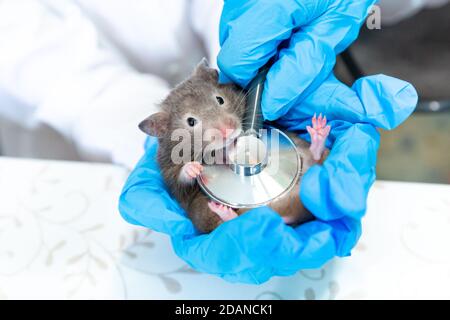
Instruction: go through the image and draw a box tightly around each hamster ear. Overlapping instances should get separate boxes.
[139,112,170,137]
[193,58,218,82]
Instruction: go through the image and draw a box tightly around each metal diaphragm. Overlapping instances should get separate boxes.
[197,126,301,209]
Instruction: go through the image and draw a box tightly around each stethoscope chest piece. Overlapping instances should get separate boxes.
[197,126,301,208]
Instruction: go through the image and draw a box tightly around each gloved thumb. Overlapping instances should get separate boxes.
[352,74,418,130]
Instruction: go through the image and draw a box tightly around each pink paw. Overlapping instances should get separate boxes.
[306,113,331,161]
[282,215,297,225]
[179,161,203,182]
[208,201,238,222]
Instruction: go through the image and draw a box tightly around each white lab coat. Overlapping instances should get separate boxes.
[0,0,447,168]
[0,0,222,168]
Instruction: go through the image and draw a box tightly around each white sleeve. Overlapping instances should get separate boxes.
[0,0,169,169]
[189,0,223,68]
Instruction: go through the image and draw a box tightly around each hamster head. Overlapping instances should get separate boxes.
[139,59,246,159]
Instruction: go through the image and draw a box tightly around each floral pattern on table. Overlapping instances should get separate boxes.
[0,157,449,299]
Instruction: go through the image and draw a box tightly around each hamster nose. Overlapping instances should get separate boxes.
[219,118,236,138]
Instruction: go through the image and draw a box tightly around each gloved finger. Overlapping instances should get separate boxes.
[300,121,379,221]
[270,215,362,276]
[221,215,362,282]
[171,204,361,284]
[119,137,196,236]
[278,74,418,131]
[171,207,285,282]
[351,74,418,129]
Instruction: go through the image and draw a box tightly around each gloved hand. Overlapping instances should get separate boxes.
[119,0,418,284]
[218,0,379,121]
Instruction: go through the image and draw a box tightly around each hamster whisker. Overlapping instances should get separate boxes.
[236,86,256,108]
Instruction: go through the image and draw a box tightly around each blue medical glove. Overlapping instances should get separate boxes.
[218,0,378,121]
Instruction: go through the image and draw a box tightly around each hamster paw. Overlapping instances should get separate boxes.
[208,201,238,222]
[306,113,331,161]
[179,161,203,183]
[282,215,298,225]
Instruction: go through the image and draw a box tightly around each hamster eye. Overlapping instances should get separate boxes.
[216,96,225,105]
[187,117,198,127]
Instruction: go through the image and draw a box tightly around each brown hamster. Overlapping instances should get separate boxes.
[139,59,330,233]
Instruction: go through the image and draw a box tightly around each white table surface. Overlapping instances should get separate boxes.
[0,157,449,300]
